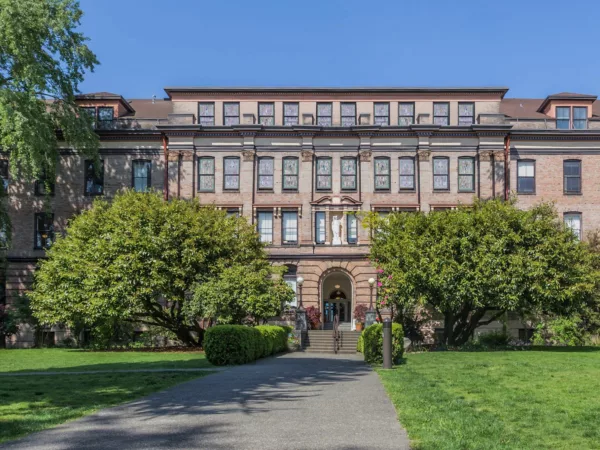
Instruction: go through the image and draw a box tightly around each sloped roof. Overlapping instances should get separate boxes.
[501,97,600,119]
[126,99,172,119]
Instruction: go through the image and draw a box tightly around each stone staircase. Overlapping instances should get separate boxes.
[301,330,361,354]
[322,322,352,331]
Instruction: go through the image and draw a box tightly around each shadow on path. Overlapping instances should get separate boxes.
[1,353,409,450]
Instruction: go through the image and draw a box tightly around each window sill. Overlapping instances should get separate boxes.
[374,190,391,193]
[282,189,299,193]
[84,193,104,197]
[223,190,240,193]
[564,192,582,196]
[197,190,215,194]
[257,190,274,194]
[398,189,416,193]
[433,189,451,193]
[458,190,476,194]
[517,192,536,195]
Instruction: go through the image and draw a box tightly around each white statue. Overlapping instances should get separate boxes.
[331,215,342,245]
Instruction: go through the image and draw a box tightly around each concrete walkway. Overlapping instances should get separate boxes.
[1,353,409,450]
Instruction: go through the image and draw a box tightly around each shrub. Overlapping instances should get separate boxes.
[362,322,404,365]
[356,334,364,353]
[533,316,586,346]
[204,325,291,366]
[476,330,511,348]
[305,306,321,330]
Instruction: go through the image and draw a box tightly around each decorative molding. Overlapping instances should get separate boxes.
[417,150,431,161]
[478,150,493,161]
[301,149,314,162]
[359,150,372,162]
[242,150,256,162]
[493,151,506,160]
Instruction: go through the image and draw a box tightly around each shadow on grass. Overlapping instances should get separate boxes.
[0,355,372,450]
[414,345,600,354]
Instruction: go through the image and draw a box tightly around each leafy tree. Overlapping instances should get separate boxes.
[0,304,18,347]
[29,191,282,346]
[0,0,99,182]
[187,262,293,325]
[367,198,599,346]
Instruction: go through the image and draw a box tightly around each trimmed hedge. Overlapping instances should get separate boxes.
[361,323,404,364]
[204,325,292,366]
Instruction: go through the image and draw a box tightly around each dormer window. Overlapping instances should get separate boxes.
[557,106,588,130]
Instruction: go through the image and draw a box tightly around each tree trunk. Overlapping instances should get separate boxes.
[0,336,6,348]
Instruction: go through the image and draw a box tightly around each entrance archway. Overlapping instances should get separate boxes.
[321,270,353,325]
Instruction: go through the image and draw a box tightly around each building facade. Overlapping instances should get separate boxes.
[4,87,600,346]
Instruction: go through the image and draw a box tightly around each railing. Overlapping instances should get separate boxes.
[332,314,340,354]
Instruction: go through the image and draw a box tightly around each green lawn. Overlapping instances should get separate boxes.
[0,348,212,373]
[0,349,215,443]
[377,349,600,450]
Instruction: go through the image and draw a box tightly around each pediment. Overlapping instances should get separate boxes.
[311,195,362,206]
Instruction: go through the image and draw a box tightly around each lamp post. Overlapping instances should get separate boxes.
[365,277,376,328]
[296,276,304,309]
[295,276,307,332]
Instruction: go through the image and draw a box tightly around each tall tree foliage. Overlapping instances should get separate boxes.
[367,198,599,346]
[0,0,99,182]
[30,191,288,346]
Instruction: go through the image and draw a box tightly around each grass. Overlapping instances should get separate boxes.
[0,348,212,373]
[0,349,215,443]
[377,348,600,450]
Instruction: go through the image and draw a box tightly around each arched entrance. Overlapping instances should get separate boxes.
[321,271,353,326]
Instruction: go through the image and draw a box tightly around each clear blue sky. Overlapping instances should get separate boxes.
[78,0,599,99]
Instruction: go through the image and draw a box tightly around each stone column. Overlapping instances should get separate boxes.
[478,150,494,199]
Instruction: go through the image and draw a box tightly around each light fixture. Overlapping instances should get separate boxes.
[296,276,304,287]
[368,277,376,286]
[335,284,341,289]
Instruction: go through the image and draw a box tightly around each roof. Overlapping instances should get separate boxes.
[126,99,172,119]
[164,86,510,98]
[75,92,136,114]
[501,97,600,119]
[537,92,597,112]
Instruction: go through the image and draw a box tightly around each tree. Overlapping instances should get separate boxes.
[0,0,99,182]
[187,263,293,325]
[0,303,18,348]
[367,198,599,346]
[29,191,283,346]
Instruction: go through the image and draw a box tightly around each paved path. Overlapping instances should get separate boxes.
[1,353,409,450]
[0,368,222,377]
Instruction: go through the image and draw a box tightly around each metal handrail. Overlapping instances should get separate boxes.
[332,314,340,354]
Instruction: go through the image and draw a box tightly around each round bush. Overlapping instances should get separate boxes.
[204,325,291,366]
[362,322,404,365]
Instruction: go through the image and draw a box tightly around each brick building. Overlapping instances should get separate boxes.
[4,87,599,346]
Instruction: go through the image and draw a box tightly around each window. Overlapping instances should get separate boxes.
[226,208,240,218]
[0,160,8,192]
[347,214,358,244]
[399,103,414,126]
[517,160,535,194]
[433,103,449,126]
[283,265,298,307]
[317,103,332,126]
[98,107,114,123]
[257,211,273,244]
[458,103,475,126]
[574,107,588,129]
[223,102,240,126]
[198,157,215,192]
[283,103,299,126]
[34,213,54,249]
[282,157,299,190]
[132,160,151,192]
[374,157,391,190]
[35,171,55,196]
[433,157,449,190]
[341,103,356,126]
[198,102,215,126]
[258,157,274,190]
[374,103,390,126]
[223,157,240,190]
[564,212,582,240]
[341,157,357,190]
[564,160,581,194]
[80,107,96,128]
[258,103,275,125]
[556,106,570,129]
[316,157,332,190]
[282,211,298,244]
[399,157,415,190]
[518,328,534,343]
[315,211,326,244]
[458,157,475,192]
[84,159,104,195]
